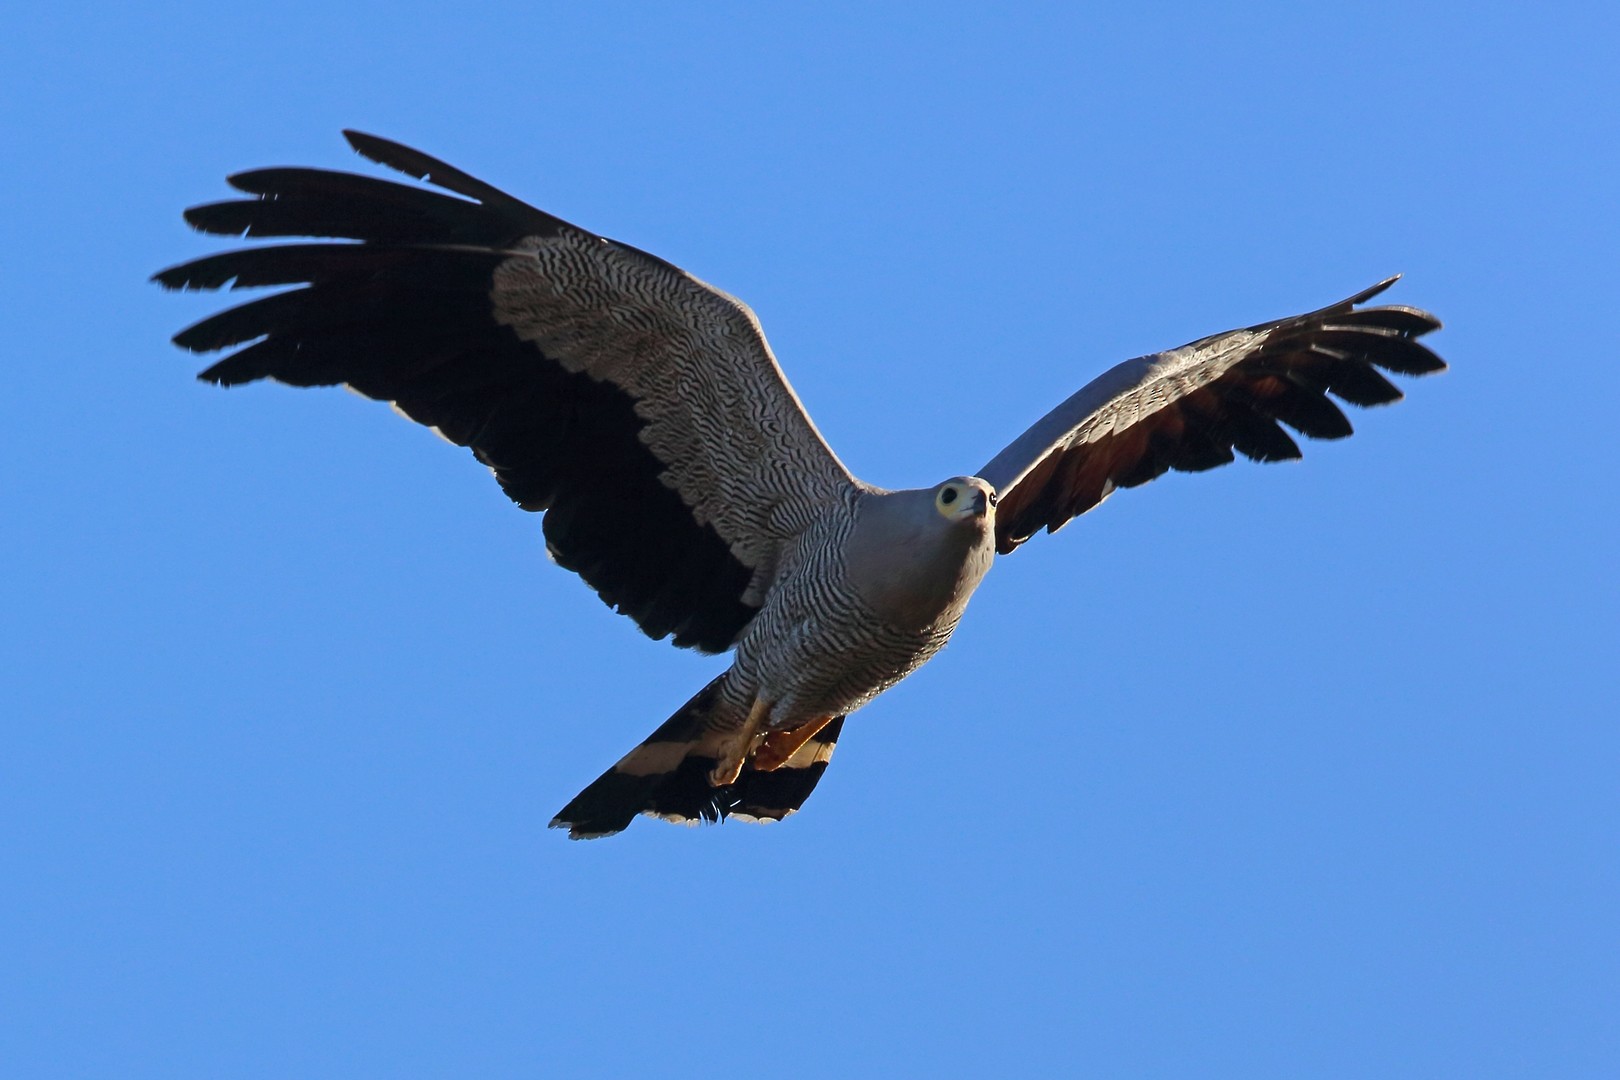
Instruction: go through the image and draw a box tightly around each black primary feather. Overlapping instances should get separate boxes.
[155,134,759,651]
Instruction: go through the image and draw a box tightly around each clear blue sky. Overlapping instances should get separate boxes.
[4,3,1616,1077]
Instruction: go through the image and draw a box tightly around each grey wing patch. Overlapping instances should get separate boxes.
[983,278,1445,553]
[492,231,857,604]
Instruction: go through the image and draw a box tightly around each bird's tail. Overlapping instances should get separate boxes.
[550,674,846,840]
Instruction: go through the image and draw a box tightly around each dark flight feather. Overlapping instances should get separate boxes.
[993,278,1445,553]
[155,134,758,651]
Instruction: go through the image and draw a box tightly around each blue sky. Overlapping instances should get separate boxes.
[4,3,1616,1077]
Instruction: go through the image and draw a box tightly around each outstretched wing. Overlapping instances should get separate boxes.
[156,131,858,652]
[980,278,1445,554]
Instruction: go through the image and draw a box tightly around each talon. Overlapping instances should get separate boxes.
[709,698,770,786]
[754,716,834,772]
[708,755,745,787]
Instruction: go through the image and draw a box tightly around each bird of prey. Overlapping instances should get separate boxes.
[156,132,1445,839]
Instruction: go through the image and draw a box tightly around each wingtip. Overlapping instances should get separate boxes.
[342,128,394,167]
[151,256,221,292]
[181,201,252,238]
[180,204,211,232]
[547,814,627,841]
[1349,274,1402,306]
[342,128,436,182]
[337,128,519,210]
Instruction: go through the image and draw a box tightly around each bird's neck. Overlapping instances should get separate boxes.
[844,492,995,631]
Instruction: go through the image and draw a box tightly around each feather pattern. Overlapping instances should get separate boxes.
[155,131,857,651]
[982,278,1445,554]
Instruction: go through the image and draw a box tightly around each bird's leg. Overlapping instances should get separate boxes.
[709,697,770,787]
[752,716,834,772]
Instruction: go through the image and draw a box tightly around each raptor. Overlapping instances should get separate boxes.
[157,132,1446,838]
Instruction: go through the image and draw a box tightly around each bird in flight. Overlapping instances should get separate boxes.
[157,132,1445,839]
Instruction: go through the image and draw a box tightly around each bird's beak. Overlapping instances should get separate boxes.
[970,489,990,517]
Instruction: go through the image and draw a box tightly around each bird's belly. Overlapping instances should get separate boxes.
[740,586,961,728]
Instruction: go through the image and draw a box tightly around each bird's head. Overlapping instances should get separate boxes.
[932,476,997,526]
[845,478,998,624]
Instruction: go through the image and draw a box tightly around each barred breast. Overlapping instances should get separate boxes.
[728,485,992,728]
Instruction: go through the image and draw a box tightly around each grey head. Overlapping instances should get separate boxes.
[845,476,999,630]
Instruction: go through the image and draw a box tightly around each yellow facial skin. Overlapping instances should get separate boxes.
[933,478,996,523]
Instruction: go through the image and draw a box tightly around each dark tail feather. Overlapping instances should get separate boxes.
[549,676,846,840]
[730,717,844,824]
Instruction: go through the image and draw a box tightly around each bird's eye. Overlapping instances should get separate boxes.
[940,488,957,505]
[988,491,998,507]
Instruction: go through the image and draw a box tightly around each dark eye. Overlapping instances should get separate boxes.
[940,488,957,505]
[988,491,998,507]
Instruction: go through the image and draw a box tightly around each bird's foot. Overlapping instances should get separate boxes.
[708,698,770,787]
[753,716,833,772]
